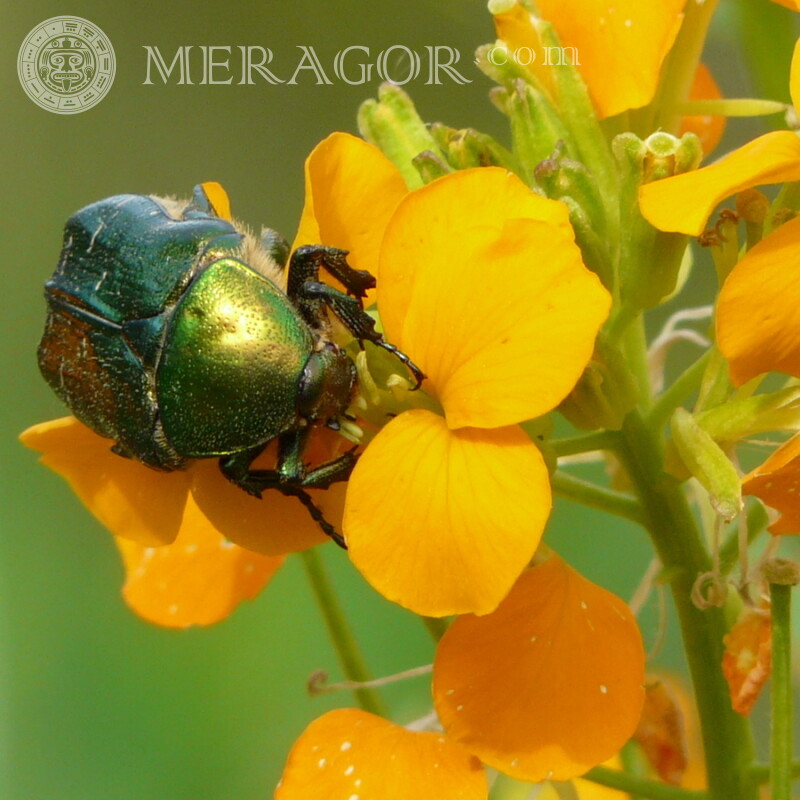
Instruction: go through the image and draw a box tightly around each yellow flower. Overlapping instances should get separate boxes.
[492,0,687,119]
[638,130,800,237]
[640,37,800,234]
[275,708,487,799]
[20,417,339,627]
[23,132,610,624]
[296,135,611,617]
[638,39,800,386]
[276,555,645,793]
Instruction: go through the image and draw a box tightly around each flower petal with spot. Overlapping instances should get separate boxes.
[275,709,487,800]
[433,555,645,782]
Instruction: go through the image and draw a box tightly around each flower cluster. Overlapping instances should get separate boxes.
[21,0,800,797]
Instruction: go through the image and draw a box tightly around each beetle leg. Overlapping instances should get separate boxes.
[299,281,426,389]
[288,245,375,303]
[218,432,356,549]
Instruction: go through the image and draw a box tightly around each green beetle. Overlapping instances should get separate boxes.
[38,183,423,548]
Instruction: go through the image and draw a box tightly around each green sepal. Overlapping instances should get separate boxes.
[695,348,734,414]
[614,131,702,310]
[533,19,617,200]
[670,407,742,522]
[428,123,519,174]
[535,143,608,238]
[474,40,545,95]
[411,150,452,184]
[697,386,800,443]
[557,196,614,291]
[357,83,445,190]
[495,79,572,185]
[558,333,640,431]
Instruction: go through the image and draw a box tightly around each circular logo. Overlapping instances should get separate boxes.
[18,16,115,114]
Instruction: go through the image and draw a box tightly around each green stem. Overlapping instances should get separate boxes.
[618,410,756,800]
[300,548,387,717]
[623,313,653,410]
[551,429,619,458]
[551,470,645,525]
[584,766,707,800]
[647,350,713,433]
[770,581,793,800]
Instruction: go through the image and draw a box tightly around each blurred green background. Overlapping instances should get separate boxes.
[2,2,799,798]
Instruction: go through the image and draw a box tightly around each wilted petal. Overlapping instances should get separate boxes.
[634,678,688,785]
[21,417,188,546]
[345,409,551,617]
[433,555,645,782]
[722,605,772,716]
[275,709,487,800]
[717,216,800,386]
[116,503,283,628]
[379,168,610,429]
[640,131,800,235]
[292,132,407,279]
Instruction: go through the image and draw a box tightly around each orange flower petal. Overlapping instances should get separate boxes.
[717,215,800,386]
[679,63,725,157]
[379,168,610,429]
[722,605,772,716]
[116,503,283,628]
[640,131,800,235]
[275,709,487,800]
[20,417,188,546]
[344,409,551,617]
[772,0,800,10]
[433,555,645,782]
[189,440,344,556]
[292,132,408,278]
[492,3,557,100]
[199,181,232,222]
[495,0,686,119]
[742,432,800,534]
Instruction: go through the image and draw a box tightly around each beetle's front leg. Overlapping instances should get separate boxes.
[288,245,375,306]
[299,281,426,389]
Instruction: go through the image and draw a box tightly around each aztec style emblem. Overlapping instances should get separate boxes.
[18,16,115,114]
